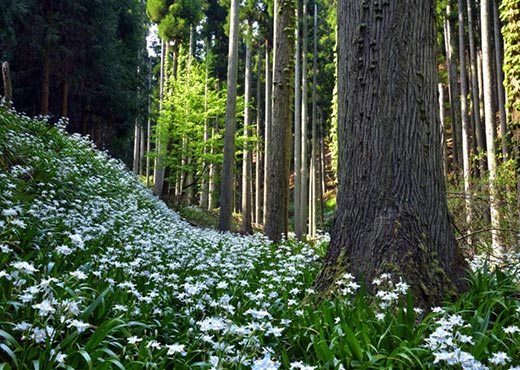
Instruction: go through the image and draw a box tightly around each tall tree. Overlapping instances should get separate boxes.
[265,0,295,241]
[218,0,240,231]
[299,0,309,238]
[315,0,466,305]
[458,0,473,235]
[481,0,501,254]
[294,0,303,239]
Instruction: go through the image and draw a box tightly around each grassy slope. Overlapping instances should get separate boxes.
[0,107,519,369]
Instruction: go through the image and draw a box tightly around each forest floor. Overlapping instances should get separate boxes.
[1,107,519,369]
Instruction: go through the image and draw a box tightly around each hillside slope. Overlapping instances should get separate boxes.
[0,108,318,369]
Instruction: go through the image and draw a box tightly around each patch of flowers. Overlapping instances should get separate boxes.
[1,107,519,369]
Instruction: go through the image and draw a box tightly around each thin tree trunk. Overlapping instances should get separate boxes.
[218,0,240,231]
[315,0,467,306]
[309,3,318,238]
[481,0,502,254]
[458,0,473,237]
[444,7,462,170]
[208,119,217,210]
[300,0,309,238]
[439,83,449,179]
[154,42,169,197]
[255,50,263,225]
[318,112,325,227]
[146,59,152,187]
[61,80,68,117]
[140,124,145,175]
[41,52,50,116]
[294,0,302,239]
[263,43,272,225]
[133,123,140,174]
[1,62,12,108]
[265,0,294,241]
[493,0,509,159]
[466,0,486,172]
[200,43,210,209]
[242,34,253,234]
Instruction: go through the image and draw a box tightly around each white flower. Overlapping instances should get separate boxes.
[503,325,520,335]
[32,300,56,316]
[147,340,161,349]
[127,336,142,344]
[56,245,73,255]
[290,361,317,370]
[55,352,67,364]
[69,234,84,249]
[11,261,38,274]
[489,351,510,366]
[375,313,385,321]
[70,270,87,280]
[166,343,186,356]
[67,319,90,333]
[0,244,12,253]
[251,352,280,370]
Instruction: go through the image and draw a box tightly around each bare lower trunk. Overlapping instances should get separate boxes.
[439,83,449,179]
[218,0,240,231]
[241,36,253,234]
[294,0,302,239]
[133,123,140,174]
[1,62,12,108]
[41,53,50,116]
[263,44,272,225]
[481,0,502,254]
[315,0,467,306]
[61,80,68,117]
[265,0,294,241]
[309,3,318,238]
[458,0,473,237]
[255,51,263,225]
[300,0,309,238]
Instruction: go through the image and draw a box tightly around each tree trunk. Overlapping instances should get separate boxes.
[218,0,240,231]
[315,0,467,306]
[309,3,318,238]
[133,123,140,174]
[458,0,473,235]
[154,42,170,197]
[466,0,486,172]
[265,0,294,241]
[263,43,272,225]
[208,120,217,210]
[439,83,449,179]
[493,0,509,159]
[200,40,211,210]
[242,34,253,234]
[255,50,263,225]
[61,80,68,117]
[444,7,461,170]
[294,0,303,239]
[146,59,152,187]
[481,0,502,254]
[300,0,309,238]
[41,52,50,116]
[2,62,12,108]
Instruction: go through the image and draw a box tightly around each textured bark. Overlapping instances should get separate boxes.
[466,0,486,172]
[458,0,473,232]
[241,36,253,234]
[146,60,152,187]
[294,0,303,239]
[481,0,502,253]
[493,1,509,159]
[263,44,272,225]
[200,42,210,210]
[2,62,12,108]
[315,0,467,306]
[218,0,240,231]
[300,0,309,238]
[265,0,294,241]
[208,122,217,210]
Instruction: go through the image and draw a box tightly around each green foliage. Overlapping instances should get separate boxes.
[1,107,520,369]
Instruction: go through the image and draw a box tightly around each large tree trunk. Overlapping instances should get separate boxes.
[265,0,294,241]
[218,0,240,231]
[481,0,502,254]
[200,40,211,210]
[263,43,272,225]
[439,83,449,179]
[294,0,303,239]
[315,0,467,306]
[241,34,253,234]
[61,80,68,117]
[458,0,473,235]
